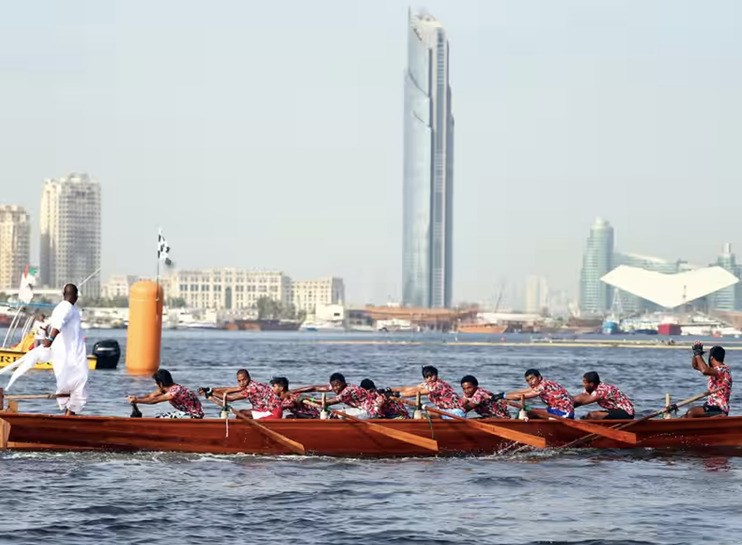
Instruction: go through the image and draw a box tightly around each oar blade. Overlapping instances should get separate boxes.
[556,418,637,444]
[333,410,439,452]
[466,419,547,449]
[231,409,306,455]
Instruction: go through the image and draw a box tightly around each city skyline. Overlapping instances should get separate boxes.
[3,2,742,305]
[402,11,454,308]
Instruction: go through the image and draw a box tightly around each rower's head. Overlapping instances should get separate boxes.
[153,369,175,391]
[460,375,479,397]
[422,365,439,385]
[329,372,347,394]
[236,369,251,389]
[270,376,289,395]
[582,371,601,394]
[524,369,542,388]
[360,378,377,392]
[63,283,79,305]
[710,346,726,366]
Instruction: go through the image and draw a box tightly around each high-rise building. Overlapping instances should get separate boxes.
[402,10,454,308]
[0,205,31,291]
[711,243,739,311]
[579,218,614,314]
[40,173,101,297]
[525,275,549,314]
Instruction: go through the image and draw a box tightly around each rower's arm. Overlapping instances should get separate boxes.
[323,397,344,407]
[128,391,171,405]
[291,384,331,394]
[205,386,246,401]
[572,392,595,407]
[393,385,428,398]
[504,388,538,400]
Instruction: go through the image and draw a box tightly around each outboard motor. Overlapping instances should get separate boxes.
[93,339,121,369]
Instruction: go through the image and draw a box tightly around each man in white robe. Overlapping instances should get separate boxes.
[44,283,89,415]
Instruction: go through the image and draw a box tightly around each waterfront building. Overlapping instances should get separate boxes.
[402,10,454,309]
[0,205,31,291]
[100,275,140,300]
[612,253,684,314]
[525,275,549,314]
[579,218,614,314]
[291,276,345,315]
[167,269,292,310]
[710,243,739,311]
[39,173,101,296]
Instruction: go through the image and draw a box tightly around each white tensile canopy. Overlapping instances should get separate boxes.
[601,265,739,309]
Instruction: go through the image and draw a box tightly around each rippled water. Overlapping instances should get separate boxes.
[2,330,742,545]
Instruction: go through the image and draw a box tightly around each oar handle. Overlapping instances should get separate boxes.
[5,393,70,400]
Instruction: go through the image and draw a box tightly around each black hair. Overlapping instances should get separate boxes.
[583,371,601,385]
[360,378,376,390]
[63,283,78,297]
[422,365,438,379]
[329,372,346,384]
[236,368,250,378]
[524,369,541,379]
[271,376,289,390]
[710,346,726,363]
[153,369,174,387]
[460,375,478,387]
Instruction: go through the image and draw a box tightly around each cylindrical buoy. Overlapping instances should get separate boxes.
[126,281,163,375]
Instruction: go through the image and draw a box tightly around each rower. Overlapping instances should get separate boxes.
[298,373,377,418]
[127,369,204,418]
[572,371,634,420]
[685,342,732,418]
[360,378,410,419]
[394,365,466,418]
[504,369,574,419]
[199,369,283,420]
[270,376,320,419]
[460,375,510,419]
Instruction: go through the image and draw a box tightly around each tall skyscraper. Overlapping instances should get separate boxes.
[402,10,454,308]
[0,205,31,291]
[579,218,614,314]
[711,243,739,311]
[525,275,549,314]
[40,173,102,297]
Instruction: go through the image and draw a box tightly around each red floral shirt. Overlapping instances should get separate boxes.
[592,383,634,415]
[281,392,320,418]
[418,379,464,410]
[167,384,204,418]
[241,381,283,412]
[337,384,377,413]
[378,395,410,419]
[532,378,574,414]
[707,364,733,413]
[464,387,510,419]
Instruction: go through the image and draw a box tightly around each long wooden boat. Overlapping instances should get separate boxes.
[3,412,742,457]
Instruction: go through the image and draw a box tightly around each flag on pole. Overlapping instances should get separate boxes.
[157,229,173,267]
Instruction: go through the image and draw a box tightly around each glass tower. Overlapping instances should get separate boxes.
[402,11,454,308]
[579,218,614,314]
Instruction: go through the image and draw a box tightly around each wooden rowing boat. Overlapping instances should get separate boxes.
[3,412,742,457]
[0,339,120,371]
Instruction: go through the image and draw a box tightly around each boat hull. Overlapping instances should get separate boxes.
[0,348,98,370]
[3,413,742,457]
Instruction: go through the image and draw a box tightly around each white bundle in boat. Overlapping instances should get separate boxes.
[0,345,52,390]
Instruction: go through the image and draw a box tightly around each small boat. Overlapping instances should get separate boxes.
[2,412,742,457]
[456,323,508,334]
[0,337,120,371]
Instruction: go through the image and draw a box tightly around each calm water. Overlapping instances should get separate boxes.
[1,330,742,545]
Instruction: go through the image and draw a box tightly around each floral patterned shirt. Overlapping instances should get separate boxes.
[167,384,204,418]
[281,392,320,418]
[241,381,283,412]
[418,379,464,410]
[377,395,410,419]
[464,387,510,419]
[707,364,733,413]
[337,384,377,414]
[532,378,574,414]
[592,383,634,415]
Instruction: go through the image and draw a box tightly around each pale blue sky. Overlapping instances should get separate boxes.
[2,1,741,305]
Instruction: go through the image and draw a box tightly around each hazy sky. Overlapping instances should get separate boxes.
[2,1,742,306]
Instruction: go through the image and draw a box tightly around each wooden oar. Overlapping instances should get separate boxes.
[399,399,547,448]
[4,393,70,400]
[561,388,720,448]
[503,399,637,445]
[206,394,306,455]
[330,408,439,452]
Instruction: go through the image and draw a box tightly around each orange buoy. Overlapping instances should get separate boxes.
[125,281,163,375]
